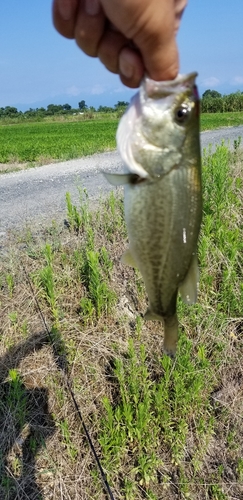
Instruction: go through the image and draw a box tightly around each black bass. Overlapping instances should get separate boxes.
[104,73,202,356]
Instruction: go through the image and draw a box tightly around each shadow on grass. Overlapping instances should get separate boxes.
[0,332,56,500]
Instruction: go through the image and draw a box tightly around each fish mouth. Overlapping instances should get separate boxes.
[143,72,198,99]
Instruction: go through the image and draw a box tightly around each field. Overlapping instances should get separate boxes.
[0,112,243,172]
[0,119,117,168]
[0,143,242,499]
[200,112,243,130]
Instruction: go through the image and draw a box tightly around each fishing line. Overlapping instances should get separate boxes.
[22,262,115,500]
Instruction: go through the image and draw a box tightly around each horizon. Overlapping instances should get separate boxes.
[2,88,243,115]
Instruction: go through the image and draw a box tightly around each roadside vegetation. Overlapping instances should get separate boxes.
[0,142,242,499]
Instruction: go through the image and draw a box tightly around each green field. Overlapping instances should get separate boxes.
[0,144,242,499]
[200,111,243,130]
[0,119,118,164]
[0,112,243,168]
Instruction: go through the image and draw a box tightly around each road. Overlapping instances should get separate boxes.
[0,125,243,243]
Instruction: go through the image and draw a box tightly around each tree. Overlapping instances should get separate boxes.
[46,104,63,115]
[62,103,71,111]
[78,100,87,111]
[3,106,19,116]
[202,89,222,99]
[97,105,113,113]
[114,100,129,109]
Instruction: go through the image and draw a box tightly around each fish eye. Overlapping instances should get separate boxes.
[175,104,190,124]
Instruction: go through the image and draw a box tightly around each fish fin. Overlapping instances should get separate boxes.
[103,172,132,186]
[121,249,137,268]
[103,172,148,186]
[144,309,163,321]
[163,314,178,358]
[179,254,199,305]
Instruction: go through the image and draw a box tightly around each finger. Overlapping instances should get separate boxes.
[52,0,78,39]
[74,0,106,57]
[143,37,179,82]
[118,47,144,88]
[131,2,180,81]
[99,0,180,81]
[97,29,128,74]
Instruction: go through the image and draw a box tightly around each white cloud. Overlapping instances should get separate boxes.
[201,77,220,87]
[231,76,243,84]
[90,84,105,95]
[112,86,134,93]
[66,85,81,96]
[113,86,125,93]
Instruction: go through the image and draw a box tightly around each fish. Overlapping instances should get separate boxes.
[104,72,202,356]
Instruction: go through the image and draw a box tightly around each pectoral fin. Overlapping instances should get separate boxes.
[103,172,148,186]
[179,254,199,305]
[103,172,132,186]
[121,249,137,268]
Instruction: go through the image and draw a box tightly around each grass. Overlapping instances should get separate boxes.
[0,144,243,499]
[0,112,243,173]
[200,111,243,130]
[0,119,118,166]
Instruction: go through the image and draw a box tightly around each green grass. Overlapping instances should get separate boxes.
[0,145,243,499]
[201,111,243,130]
[0,119,118,163]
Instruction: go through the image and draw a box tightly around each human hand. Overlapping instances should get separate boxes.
[52,0,187,88]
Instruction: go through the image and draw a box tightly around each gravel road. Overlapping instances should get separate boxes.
[0,125,243,243]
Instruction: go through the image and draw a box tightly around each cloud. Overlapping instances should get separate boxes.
[201,77,220,87]
[90,84,105,95]
[231,76,243,85]
[112,86,134,94]
[113,86,125,93]
[66,85,81,96]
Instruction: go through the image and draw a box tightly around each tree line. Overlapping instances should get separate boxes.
[201,89,243,113]
[1,91,243,118]
[0,100,129,118]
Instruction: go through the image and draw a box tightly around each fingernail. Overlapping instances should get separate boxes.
[85,0,100,16]
[58,0,72,21]
[119,52,134,80]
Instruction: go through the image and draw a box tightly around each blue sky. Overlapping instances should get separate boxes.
[1,1,243,111]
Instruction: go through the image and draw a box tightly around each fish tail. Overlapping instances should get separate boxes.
[163,314,178,358]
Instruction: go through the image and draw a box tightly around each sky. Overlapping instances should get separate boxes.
[1,1,243,111]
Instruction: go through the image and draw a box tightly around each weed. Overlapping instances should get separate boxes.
[81,248,116,320]
[6,273,14,297]
[66,192,82,233]
[209,484,228,500]
[79,296,95,324]
[8,311,18,325]
[57,419,79,461]
[33,243,59,324]
[99,190,126,241]
[6,369,27,428]
[236,457,243,481]
[20,319,28,337]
